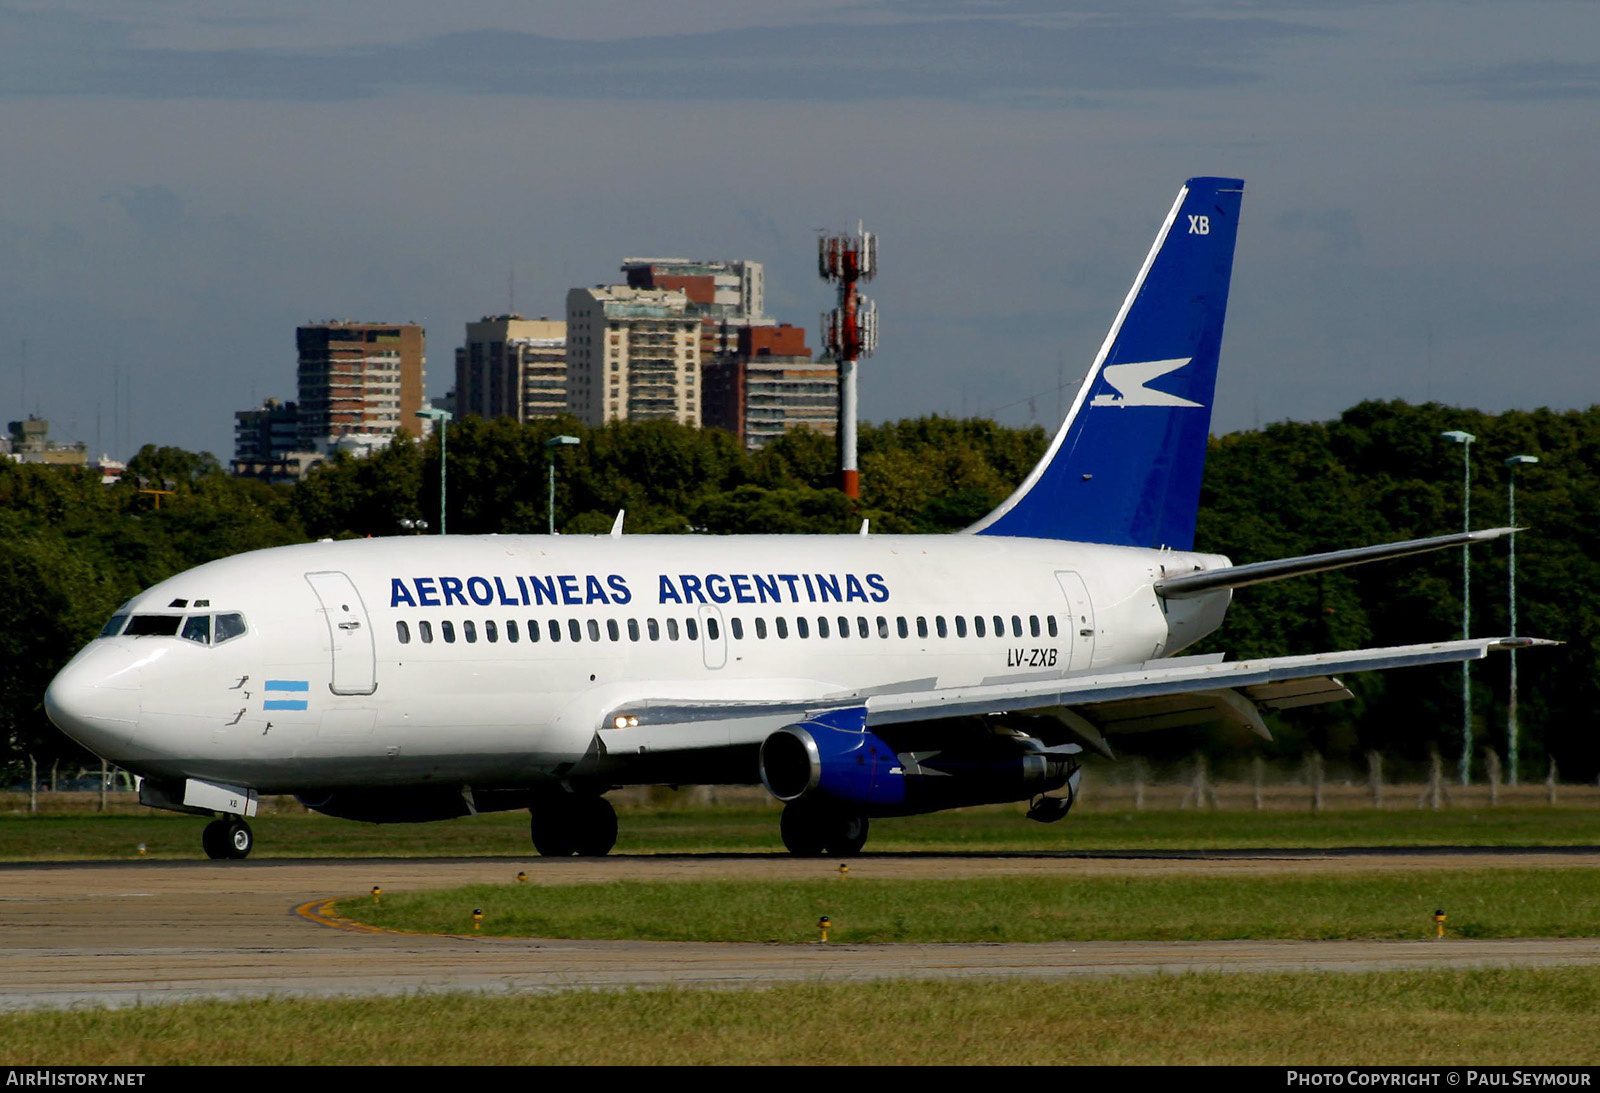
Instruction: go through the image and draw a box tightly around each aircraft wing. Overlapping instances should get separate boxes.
[596,637,1549,760]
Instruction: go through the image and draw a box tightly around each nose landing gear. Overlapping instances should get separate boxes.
[201,818,254,860]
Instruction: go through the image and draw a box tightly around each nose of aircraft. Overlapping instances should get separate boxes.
[44,646,141,757]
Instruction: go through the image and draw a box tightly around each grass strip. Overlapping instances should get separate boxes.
[2,806,1598,861]
[2,968,1597,1065]
[341,869,1600,943]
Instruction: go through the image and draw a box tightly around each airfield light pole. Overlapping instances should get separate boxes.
[1504,454,1539,786]
[416,408,453,535]
[546,434,581,534]
[1441,429,1475,785]
[819,223,877,499]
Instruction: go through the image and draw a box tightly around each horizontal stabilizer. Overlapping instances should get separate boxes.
[1155,527,1518,600]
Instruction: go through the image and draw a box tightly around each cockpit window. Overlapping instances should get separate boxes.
[214,613,247,644]
[124,615,183,637]
[120,612,247,644]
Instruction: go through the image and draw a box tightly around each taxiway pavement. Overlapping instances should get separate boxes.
[3,852,1596,1011]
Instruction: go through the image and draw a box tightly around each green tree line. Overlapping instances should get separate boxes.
[2,401,1594,782]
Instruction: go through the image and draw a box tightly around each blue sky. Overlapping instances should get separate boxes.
[1,1,1596,459]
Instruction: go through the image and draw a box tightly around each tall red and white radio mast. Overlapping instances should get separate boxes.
[819,223,877,499]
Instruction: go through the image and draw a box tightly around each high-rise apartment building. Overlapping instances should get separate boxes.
[622,258,767,363]
[622,258,764,319]
[566,287,701,426]
[702,324,838,449]
[233,398,300,463]
[296,322,425,451]
[454,315,568,423]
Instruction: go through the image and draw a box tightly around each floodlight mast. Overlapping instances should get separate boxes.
[1504,454,1539,786]
[1440,429,1475,784]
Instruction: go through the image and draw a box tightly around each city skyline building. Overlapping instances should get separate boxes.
[5,416,88,467]
[295,321,426,452]
[701,324,837,449]
[230,397,324,482]
[565,286,702,427]
[453,315,568,423]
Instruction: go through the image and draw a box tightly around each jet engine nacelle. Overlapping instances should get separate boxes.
[759,711,907,809]
[759,708,1080,816]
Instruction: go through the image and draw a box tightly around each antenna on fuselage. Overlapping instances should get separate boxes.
[610,510,625,537]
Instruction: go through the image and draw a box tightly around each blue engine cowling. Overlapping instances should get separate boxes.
[759,707,908,809]
[759,707,1081,816]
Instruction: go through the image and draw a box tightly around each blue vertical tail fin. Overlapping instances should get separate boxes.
[967,177,1244,550]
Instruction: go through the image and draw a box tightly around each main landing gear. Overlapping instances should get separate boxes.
[780,799,869,856]
[201,817,253,860]
[529,794,618,857]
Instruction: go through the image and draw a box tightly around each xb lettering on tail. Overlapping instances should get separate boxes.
[46,178,1546,860]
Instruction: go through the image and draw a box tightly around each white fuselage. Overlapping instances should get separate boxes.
[45,533,1231,794]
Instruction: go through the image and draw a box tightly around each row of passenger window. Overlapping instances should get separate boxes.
[396,612,1063,646]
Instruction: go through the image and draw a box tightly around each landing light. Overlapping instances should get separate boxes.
[612,715,639,729]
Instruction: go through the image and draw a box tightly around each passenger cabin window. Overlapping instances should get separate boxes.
[587,619,601,642]
[817,617,829,639]
[442,621,457,643]
[627,619,640,642]
[568,619,582,642]
[896,617,909,639]
[731,618,744,640]
[464,621,478,643]
[180,616,210,644]
[837,616,850,638]
[420,621,434,643]
[648,618,661,641]
[858,617,870,639]
[1047,616,1059,638]
[876,616,889,639]
[915,617,928,639]
[776,618,789,639]
[1029,616,1041,638]
[507,620,520,643]
[686,618,699,641]
[993,615,1005,638]
[1012,615,1023,638]
[974,615,986,638]
[397,621,411,644]
[955,616,967,638]
[755,618,768,639]
[667,618,680,641]
[549,620,561,642]
[99,614,128,638]
[707,618,720,641]
[485,620,499,643]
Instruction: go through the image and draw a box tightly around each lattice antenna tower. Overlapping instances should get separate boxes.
[818,222,877,499]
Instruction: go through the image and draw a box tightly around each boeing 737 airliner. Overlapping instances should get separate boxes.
[45,178,1542,859]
